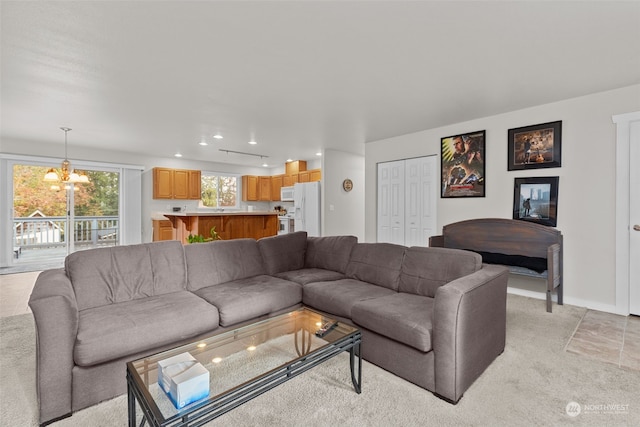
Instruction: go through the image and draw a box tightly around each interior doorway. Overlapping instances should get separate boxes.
[613,111,640,316]
[629,119,639,315]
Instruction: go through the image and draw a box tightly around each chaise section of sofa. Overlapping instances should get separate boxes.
[350,246,509,403]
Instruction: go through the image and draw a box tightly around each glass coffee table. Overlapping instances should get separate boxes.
[126,308,362,426]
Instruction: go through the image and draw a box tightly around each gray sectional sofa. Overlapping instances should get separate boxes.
[29,231,509,425]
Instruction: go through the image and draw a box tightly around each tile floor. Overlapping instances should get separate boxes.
[565,309,640,371]
[1,271,639,372]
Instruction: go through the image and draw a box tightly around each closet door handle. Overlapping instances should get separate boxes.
[634,224,640,231]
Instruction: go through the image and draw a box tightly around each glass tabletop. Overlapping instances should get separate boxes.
[128,307,358,422]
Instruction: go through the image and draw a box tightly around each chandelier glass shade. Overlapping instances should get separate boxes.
[43,127,90,185]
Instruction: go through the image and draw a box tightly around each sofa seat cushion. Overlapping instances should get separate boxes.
[275,268,346,286]
[74,291,219,366]
[303,279,396,319]
[351,293,434,352]
[193,275,302,327]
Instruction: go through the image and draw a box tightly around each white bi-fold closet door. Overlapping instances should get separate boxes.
[377,156,437,247]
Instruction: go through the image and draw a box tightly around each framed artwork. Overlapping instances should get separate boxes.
[441,130,486,198]
[508,121,562,170]
[513,176,559,227]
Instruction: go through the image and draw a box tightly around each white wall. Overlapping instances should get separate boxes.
[365,84,640,313]
[322,149,365,240]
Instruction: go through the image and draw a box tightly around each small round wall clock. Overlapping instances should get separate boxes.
[342,178,353,192]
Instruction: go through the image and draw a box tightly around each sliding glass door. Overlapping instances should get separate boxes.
[11,163,120,265]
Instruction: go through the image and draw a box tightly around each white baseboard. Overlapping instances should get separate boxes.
[507,287,623,315]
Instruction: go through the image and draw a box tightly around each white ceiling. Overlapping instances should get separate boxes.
[2,1,639,168]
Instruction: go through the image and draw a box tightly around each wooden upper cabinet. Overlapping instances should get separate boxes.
[173,169,189,199]
[310,169,321,182]
[285,160,307,175]
[241,163,319,202]
[153,168,174,199]
[153,167,202,200]
[271,175,283,201]
[188,170,201,199]
[258,177,271,201]
[298,171,310,183]
[242,175,259,201]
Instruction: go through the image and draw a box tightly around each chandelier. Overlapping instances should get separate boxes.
[43,127,90,186]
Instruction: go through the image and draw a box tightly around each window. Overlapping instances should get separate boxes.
[201,173,239,209]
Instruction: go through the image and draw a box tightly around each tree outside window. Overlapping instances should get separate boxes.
[201,174,238,208]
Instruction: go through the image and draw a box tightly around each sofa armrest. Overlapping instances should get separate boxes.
[432,264,509,403]
[28,269,79,425]
[428,235,444,247]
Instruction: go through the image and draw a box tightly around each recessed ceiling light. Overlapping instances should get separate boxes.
[316,152,322,156]
[286,158,293,162]
[213,134,223,139]
[248,140,257,145]
[262,163,269,167]
[174,153,183,158]
[199,141,208,146]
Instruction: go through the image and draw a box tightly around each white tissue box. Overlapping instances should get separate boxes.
[157,352,210,409]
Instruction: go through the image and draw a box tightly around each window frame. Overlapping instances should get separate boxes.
[200,171,240,210]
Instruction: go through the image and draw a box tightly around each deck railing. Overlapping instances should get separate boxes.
[13,216,119,249]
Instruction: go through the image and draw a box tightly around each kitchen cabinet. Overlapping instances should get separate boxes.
[242,175,259,201]
[188,170,202,199]
[242,163,321,202]
[242,175,274,201]
[310,169,322,182]
[271,175,283,201]
[258,176,271,201]
[298,171,310,183]
[285,160,307,175]
[153,168,201,200]
[152,220,175,241]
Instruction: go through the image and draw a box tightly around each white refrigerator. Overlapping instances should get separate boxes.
[293,182,321,236]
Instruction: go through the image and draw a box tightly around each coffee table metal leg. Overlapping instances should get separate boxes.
[127,382,136,427]
[349,343,362,394]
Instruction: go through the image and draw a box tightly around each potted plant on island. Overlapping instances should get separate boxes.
[187,226,222,243]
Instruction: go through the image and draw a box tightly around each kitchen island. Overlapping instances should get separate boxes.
[153,211,279,243]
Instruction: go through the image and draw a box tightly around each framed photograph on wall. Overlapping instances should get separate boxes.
[508,121,562,170]
[513,176,559,227]
[441,130,486,198]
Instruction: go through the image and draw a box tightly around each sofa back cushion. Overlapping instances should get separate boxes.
[399,246,482,297]
[345,243,406,290]
[185,238,266,291]
[305,235,358,273]
[66,241,187,311]
[257,231,307,275]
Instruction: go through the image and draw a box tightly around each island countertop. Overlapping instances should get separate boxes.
[161,211,279,218]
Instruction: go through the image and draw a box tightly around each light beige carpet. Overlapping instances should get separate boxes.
[1,295,639,426]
